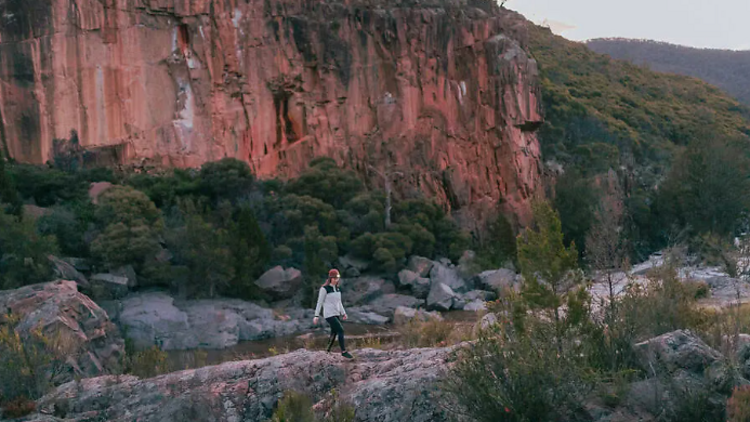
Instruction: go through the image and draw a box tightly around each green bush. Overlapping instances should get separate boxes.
[269,391,315,422]
[477,212,517,269]
[166,202,235,298]
[37,203,95,258]
[0,315,78,406]
[446,311,594,422]
[0,211,58,289]
[268,390,355,422]
[7,164,84,207]
[126,169,201,208]
[199,158,256,203]
[123,338,171,379]
[286,157,364,209]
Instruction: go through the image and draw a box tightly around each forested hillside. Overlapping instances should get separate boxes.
[527,25,750,259]
[587,38,750,106]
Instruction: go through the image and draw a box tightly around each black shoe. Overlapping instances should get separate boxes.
[342,351,354,359]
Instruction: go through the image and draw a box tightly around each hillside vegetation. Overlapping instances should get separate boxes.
[526,25,750,258]
[587,38,750,106]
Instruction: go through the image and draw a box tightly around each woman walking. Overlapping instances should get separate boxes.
[313,269,353,359]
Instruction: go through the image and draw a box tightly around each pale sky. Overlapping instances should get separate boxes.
[506,0,750,50]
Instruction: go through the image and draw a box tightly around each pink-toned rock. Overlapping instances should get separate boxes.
[0,0,543,226]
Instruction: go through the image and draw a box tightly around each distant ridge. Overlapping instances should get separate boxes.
[586,38,750,105]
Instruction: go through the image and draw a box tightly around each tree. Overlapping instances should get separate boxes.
[168,205,234,298]
[517,201,581,333]
[224,206,271,299]
[0,211,58,289]
[0,154,21,216]
[554,169,597,255]
[658,136,750,237]
[585,187,627,317]
[199,158,255,203]
[302,226,338,307]
[478,212,517,269]
[92,186,164,271]
[287,157,364,209]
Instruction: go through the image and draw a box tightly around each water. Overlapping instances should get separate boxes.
[166,311,481,370]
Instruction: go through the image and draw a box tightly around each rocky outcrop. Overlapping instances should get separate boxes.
[254,266,304,300]
[0,280,124,380]
[0,0,543,226]
[112,292,315,350]
[32,347,456,422]
[397,269,431,299]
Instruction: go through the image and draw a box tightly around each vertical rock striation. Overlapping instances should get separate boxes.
[0,0,543,224]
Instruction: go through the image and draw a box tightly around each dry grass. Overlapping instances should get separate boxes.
[397,318,474,348]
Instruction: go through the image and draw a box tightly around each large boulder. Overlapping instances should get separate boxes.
[117,292,316,350]
[0,280,124,380]
[254,266,304,300]
[359,294,423,320]
[111,265,138,288]
[89,273,130,299]
[477,268,518,294]
[463,300,487,312]
[397,269,431,299]
[407,256,434,277]
[426,282,457,311]
[346,307,390,325]
[634,330,737,394]
[47,255,89,288]
[117,292,195,350]
[34,347,458,422]
[430,263,469,293]
[393,306,443,326]
[342,276,395,306]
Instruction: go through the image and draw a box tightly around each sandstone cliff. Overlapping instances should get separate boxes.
[0,0,543,224]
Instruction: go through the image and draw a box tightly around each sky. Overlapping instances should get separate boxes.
[505,0,750,51]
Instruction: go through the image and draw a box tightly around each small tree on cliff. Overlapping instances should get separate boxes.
[518,201,581,335]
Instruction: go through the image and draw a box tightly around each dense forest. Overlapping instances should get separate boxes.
[528,26,750,260]
[587,38,750,106]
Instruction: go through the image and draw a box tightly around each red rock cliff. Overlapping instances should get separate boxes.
[0,0,543,225]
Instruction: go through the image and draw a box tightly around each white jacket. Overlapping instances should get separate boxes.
[314,285,346,319]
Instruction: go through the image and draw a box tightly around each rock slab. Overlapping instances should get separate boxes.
[0,280,124,381]
[33,347,458,422]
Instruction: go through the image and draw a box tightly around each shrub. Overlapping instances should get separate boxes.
[0,211,59,289]
[0,315,78,406]
[124,344,171,379]
[199,158,255,203]
[286,157,364,209]
[477,212,517,270]
[728,385,750,422]
[1,396,36,418]
[397,319,467,348]
[268,390,356,422]
[95,185,163,228]
[270,391,315,422]
[37,203,94,257]
[446,312,594,422]
[167,203,235,298]
[7,164,84,207]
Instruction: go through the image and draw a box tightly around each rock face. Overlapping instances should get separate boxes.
[0,280,124,380]
[115,292,315,350]
[0,0,542,225]
[32,347,456,422]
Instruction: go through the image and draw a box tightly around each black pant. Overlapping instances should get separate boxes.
[325,316,346,352]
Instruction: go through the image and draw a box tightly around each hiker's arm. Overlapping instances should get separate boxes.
[314,287,327,318]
